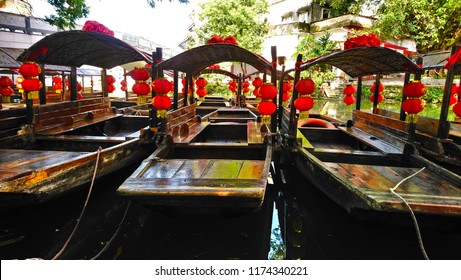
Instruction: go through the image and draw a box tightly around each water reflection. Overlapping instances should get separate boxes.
[312,98,457,122]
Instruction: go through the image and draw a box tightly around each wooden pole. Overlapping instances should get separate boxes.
[39,64,46,104]
[277,56,286,130]
[355,76,362,111]
[437,46,459,139]
[270,46,277,132]
[70,67,78,101]
[288,54,303,139]
[173,70,179,110]
[372,75,380,114]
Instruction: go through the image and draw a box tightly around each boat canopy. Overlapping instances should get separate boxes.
[17,30,152,69]
[155,44,273,75]
[292,46,421,77]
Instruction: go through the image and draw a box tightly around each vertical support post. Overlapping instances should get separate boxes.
[437,46,459,139]
[173,70,179,110]
[150,48,163,133]
[355,76,362,111]
[372,75,380,114]
[288,54,303,139]
[38,64,46,104]
[277,56,286,131]
[101,69,107,98]
[399,72,411,121]
[70,67,78,101]
[270,46,277,132]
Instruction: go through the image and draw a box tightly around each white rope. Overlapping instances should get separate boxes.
[51,146,103,260]
[390,167,429,260]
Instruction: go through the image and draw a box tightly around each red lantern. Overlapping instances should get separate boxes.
[19,62,41,77]
[196,87,208,98]
[295,78,315,95]
[19,62,42,100]
[21,78,42,91]
[402,80,426,98]
[106,75,116,84]
[259,83,277,99]
[130,68,151,104]
[257,83,277,124]
[369,82,384,104]
[253,87,260,98]
[294,78,315,120]
[257,101,276,124]
[282,91,291,106]
[402,80,426,123]
[195,77,208,88]
[0,76,13,87]
[402,99,424,114]
[132,82,150,96]
[152,78,172,95]
[343,95,356,105]
[53,82,63,93]
[252,77,263,88]
[294,96,314,112]
[130,68,150,81]
[0,87,14,97]
[107,84,116,93]
[152,95,172,118]
[52,76,62,84]
[343,84,356,106]
[449,84,459,105]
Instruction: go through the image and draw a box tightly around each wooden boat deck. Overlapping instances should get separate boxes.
[324,161,461,215]
[0,149,87,190]
[117,121,272,209]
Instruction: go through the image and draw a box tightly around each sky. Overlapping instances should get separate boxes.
[29,0,197,48]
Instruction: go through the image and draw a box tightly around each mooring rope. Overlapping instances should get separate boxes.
[390,166,429,260]
[90,200,131,260]
[51,146,103,260]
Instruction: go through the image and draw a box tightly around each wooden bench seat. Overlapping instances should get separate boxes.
[33,97,122,135]
[338,126,402,155]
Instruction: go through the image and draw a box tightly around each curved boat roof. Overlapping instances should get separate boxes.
[17,30,152,69]
[292,46,421,77]
[156,44,273,75]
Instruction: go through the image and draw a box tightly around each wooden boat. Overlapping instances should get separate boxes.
[117,43,278,211]
[0,30,156,208]
[281,46,461,219]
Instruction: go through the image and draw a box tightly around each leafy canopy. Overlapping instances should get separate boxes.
[192,0,269,53]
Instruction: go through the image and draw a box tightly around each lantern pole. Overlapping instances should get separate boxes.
[437,46,459,138]
[270,46,277,132]
[150,48,163,133]
[173,70,179,110]
[38,63,46,104]
[237,74,242,107]
[70,66,78,101]
[101,68,108,98]
[123,69,129,101]
[355,76,362,111]
[399,72,411,121]
[288,54,303,140]
[372,75,381,114]
[188,75,195,105]
[277,56,286,130]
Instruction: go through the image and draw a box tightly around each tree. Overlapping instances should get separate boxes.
[12,0,188,30]
[192,0,269,53]
[293,33,337,86]
[369,0,461,52]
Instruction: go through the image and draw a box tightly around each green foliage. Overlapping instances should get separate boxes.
[369,0,461,52]
[293,33,337,88]
[43,0,90,30]
[192,0,269,53]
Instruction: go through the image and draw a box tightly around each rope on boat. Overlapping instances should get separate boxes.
[51,146,103,260]
[90,200,131,260]
[390,167,429,260]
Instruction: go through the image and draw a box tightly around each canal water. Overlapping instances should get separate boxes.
[1,98,460,260]
[1,158,460,260]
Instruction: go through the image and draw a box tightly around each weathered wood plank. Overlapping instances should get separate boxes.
[237,160,265,179]
[201,159,243,179]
